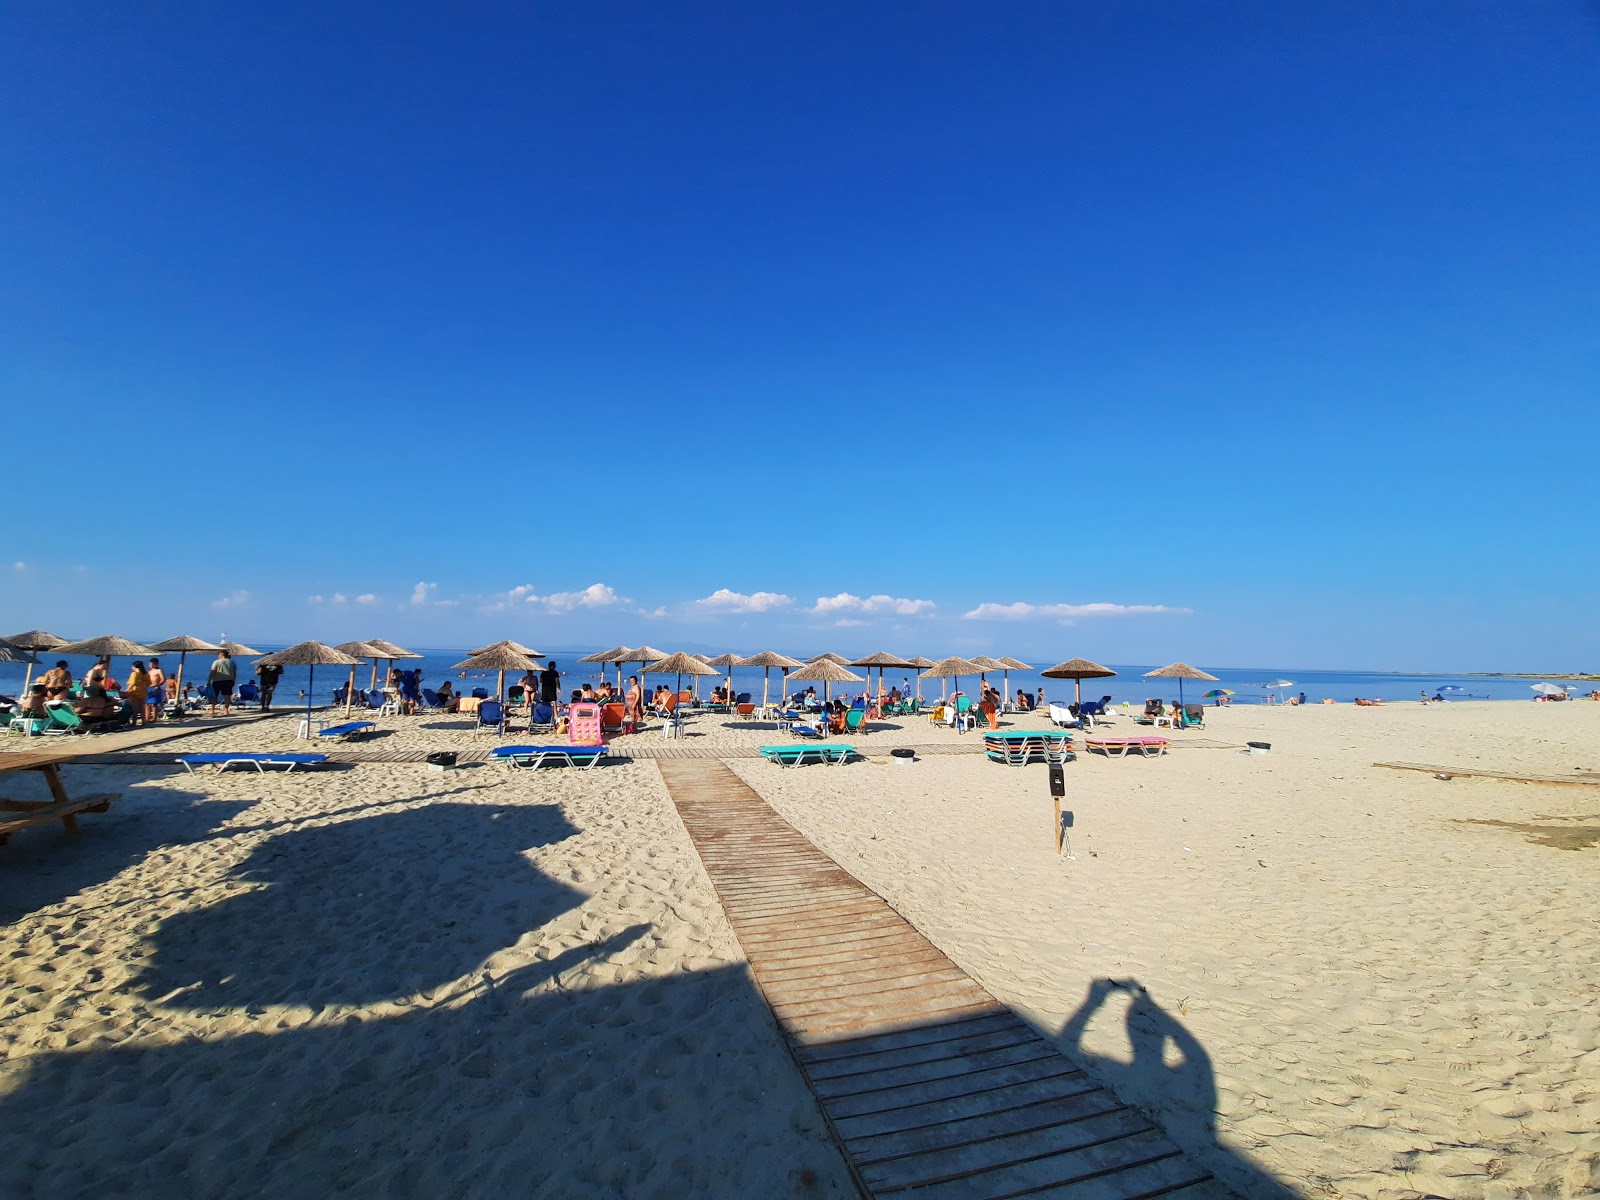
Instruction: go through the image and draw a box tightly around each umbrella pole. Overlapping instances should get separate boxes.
[21,657,36,697]
[307,664,316,733]
[345,666,356,717]
[174,651,187,715]
[762,668,770,711]
[1075,678,1082,708]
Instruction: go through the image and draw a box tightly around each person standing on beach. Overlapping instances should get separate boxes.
[145,658,166,722]
[257,661,283,712]
[540,660,560,708]
[207,649,237,716]
[624,674,643,734]
[123,660,150,723]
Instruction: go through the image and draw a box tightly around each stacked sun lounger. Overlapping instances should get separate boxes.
[1084,736,1168,758]
[982,730,1076,766]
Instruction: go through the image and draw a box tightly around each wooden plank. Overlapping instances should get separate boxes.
[1374,761,1600,786]
[653,758,1232,1200]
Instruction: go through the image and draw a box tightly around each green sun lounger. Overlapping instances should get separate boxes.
[759,743,855,767]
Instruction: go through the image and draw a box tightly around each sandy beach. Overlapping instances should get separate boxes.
[2,698,1597,1197]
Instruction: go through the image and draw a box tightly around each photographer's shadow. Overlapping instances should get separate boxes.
[1059,978,1299,1199]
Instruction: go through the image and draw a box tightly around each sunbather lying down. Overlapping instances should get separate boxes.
[1354,697,1384,706]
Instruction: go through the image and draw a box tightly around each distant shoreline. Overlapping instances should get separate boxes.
[1464,672,1600,681]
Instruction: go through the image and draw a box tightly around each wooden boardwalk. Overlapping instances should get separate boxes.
[656,759,1231,1200]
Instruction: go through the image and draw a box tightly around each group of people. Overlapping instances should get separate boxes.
[6,649,279,727]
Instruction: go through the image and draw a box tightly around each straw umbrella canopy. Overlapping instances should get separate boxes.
[453,641,542,703]
[334,641,390,716]
[701,652,744,703]
[647,652,719,699]
[624,646,669,693]
[3,629,71,695]
[1143,661,1219,708]
[148,635,224,708]
[905,655,935,700]
[221,640,262,657]
[808,651,851,666]
[0,638,30,665]
[364,638,423,690]
[53,634,157,693]
[1041,657,1118,707]
[920,655,985,700]
[849,652,918,707]
[995,656,1032,705]
[257,641,363,731]
[786,657,863,708]
[580,646,632,689]
[471,640,541,657]
[739,650,805,709]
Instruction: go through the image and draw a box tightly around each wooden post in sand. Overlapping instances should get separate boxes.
[1054,796,1062,854]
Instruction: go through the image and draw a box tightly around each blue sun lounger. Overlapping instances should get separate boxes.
[759,743,855,767]
[317,721,376,741]
[178,753,329,774]
[490,744,608,770]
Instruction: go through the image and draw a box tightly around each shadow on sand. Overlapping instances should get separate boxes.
[1057,978,1302,1199]
[0,797,851,1199]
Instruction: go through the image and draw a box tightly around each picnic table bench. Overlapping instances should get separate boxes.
[179,753,329,774]
[1085,736,1169,758]
[759,743,855,767]
[490,744,608,770]
[0,747,121,847]
[317,721,376,742]
[982,730,1076,766]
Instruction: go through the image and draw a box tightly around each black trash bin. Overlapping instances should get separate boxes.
[426,751,458,768]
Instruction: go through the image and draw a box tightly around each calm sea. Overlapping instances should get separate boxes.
[0,648,1578,712]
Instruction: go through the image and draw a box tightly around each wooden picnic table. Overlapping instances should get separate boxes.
[0,745,121,846]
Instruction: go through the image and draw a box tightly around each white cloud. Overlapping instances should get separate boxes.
[636,605,668,619]
[307,594,324,605]
[962,601,1190,624]
[212,590,251,609]
[356,593,378,605]
[813,593,936,617]
[12,562,26,572]
[409,582,437,606]
[542,583,620,613]
[333,592,348,604]
[833,618,867,628]
[696,588,793,613]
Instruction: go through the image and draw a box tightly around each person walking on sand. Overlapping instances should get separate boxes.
[123,660,150,724]
[623,674,643,735]
[257,660,283,712]
[207,649,237,716]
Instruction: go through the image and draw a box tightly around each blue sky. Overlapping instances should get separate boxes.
[4,2,1597,670]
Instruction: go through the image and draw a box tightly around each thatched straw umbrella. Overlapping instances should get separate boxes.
[0,638,30,665]
[995,656,1033,706]
[4,630,70,696]
[905,655,935,701]
[53,634,157,693]
[787,657,863,708]
[334,641,389,716]
[920,655,985,700]
[647,652,719,700]
[1040,657,1118,708]
[471,640,541,657]
[453,641,542,704]
[365,638,423,691]
[738,650,805,709]
[701,652,744,703]
[257,641,363,733]
[624,646,669,694]
[849,652,917,708]
[148,635,224,709]
[221,640,262,657]
[808,651,851,667]
[580,646,632,689]
[1143,661,1219,708]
